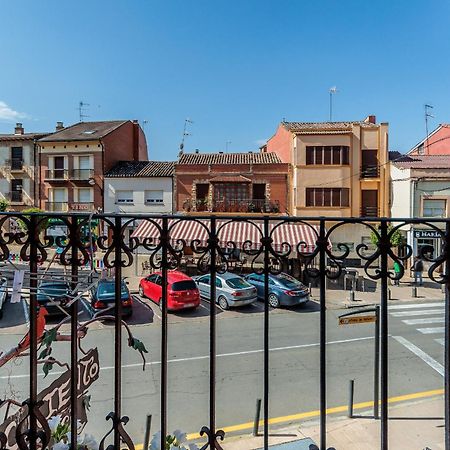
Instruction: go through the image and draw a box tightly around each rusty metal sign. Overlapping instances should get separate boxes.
[0,348,99,449]
[339,315,376,325]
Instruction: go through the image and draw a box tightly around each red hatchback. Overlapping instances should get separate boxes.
[139,271,200,311]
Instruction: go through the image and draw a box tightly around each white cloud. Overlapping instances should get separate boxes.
[255,139,267,146]
[0,101,28,121]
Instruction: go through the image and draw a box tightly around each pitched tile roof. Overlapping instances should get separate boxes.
[39,121,128,142]
[178,152,282,165]
[210,175,252,183]
[0,132,49,142]
[388,150,403,161]
[105,161,175,177]
[282,121,379,133]
[392,154,450,169]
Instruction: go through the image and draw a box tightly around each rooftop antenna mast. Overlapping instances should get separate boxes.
[179,118,193,155]
[225,141,232,153]
[424,104,434,154]
[78,101,90,122]
[329,86,338,121]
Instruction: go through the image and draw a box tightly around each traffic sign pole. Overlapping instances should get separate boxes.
[374,305,380,420]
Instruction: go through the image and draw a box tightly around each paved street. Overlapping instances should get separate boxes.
[0,283,446,446]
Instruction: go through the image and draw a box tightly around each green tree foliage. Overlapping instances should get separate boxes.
[17,208,49,233]
[370,224,405,247]
[0,198,9,212]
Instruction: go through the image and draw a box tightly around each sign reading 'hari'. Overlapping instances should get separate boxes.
[0,348,99,449]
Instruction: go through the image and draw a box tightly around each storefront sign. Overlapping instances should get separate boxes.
[0,348,99,449]
[413,230,441,239]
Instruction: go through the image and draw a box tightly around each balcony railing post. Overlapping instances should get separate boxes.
[28,214,39,450]
[445,222,450,450]
[209,217,217,448]
[160,216,169,450]
[380,220,389,450]
[263,217,270,449]
[113,216,123,448]
[319,219,327,450]
[69,216,79,450]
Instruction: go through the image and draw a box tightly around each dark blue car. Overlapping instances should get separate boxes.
[244,272,309,308]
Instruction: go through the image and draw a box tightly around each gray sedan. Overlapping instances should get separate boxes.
[193,272,257,310]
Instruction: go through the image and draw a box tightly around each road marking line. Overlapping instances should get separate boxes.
[134,387,444,447]
[391,309,444,317]
[389,302,444,310]
[402,318,444,325]
[21,298,30,328]
[0,335,374,380]
[393,335,444,377]
[417,327,445,334]
[435,338,445,346]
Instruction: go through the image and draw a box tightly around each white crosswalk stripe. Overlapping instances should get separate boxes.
[435,338,445,346]
[417,327,445,334]
[402,317,444,325]
[388,302,444,310]
[391,309,443,317]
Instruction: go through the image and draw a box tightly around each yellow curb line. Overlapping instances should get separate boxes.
[134,387,443,449]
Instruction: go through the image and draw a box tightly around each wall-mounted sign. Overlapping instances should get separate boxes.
[0,348,99,449]
[413,230,442,239]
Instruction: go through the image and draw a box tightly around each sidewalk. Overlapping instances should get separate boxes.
[221,396,445,449]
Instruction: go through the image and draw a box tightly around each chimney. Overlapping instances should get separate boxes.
[132,120,140,161]
[364,115,376,124]
[14,123,24,135]
[55,121,64,131]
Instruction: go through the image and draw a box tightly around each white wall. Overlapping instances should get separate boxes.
[104,177,173,213]
[390,165,411,219]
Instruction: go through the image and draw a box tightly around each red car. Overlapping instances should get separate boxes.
[139,270,200,311]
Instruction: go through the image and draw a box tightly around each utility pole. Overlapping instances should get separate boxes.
[329,86,338,121]
[424,104,434,154]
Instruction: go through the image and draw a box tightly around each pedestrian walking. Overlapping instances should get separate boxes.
[393,260,401,286]
[413,256,424,286]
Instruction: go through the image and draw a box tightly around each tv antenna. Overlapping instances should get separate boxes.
[179,118,193,154]
[225,141,232,153]
[424,104,434,154]
[329,86,338,121]
[78,101,90,122]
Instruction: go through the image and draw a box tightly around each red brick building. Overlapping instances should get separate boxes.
[175,152,290,214]
[38,120,148,212]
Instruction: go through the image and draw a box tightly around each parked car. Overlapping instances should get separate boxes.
[89,279,133,317]
[37,280,72,316]
[193,272,257,310]
[0,277,7,319]
[244,272,309,308]
[139,271,200,311]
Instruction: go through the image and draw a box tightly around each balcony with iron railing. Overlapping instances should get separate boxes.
[183,198,281,213]
[7,158,24,171]
[360,165,380,178]
[44,168,69,181]
[0,212,448,450]
[70,168,95,180]
[360,205,380,217]
[7,191,23,203]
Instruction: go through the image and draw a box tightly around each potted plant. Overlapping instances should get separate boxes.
[149,430,199,450]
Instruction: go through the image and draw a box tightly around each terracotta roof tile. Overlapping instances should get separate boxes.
[0,132,50,141]
[39,121,128,142]
[393,154,450,169]
[178,152,282,165]
[105,161,174,177]
[282,121,379,133]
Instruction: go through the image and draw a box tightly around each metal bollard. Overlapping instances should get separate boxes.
[348,379,355,418]
[143,414,152,450]
[309,282,312,296]
[412,286,417,298]
[349,290,355,302]
[388,288,391,301]
[253,398,262,436]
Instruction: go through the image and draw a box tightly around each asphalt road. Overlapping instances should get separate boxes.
[0,293,446,447]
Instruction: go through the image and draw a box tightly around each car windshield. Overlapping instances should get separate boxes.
[278,274,303,289]
[39,282,69,293]
[226,278,252,290]
[172,280,197,291]
[98,281,128,297]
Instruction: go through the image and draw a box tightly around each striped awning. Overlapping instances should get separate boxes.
[131,219,322,253]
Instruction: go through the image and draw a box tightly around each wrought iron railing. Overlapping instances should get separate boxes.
[45,201,69,212]
[0,213,448,450]
[70,169,95,180]
[360,165,380,178]
[183,198,281,213]
[44,169,69,180]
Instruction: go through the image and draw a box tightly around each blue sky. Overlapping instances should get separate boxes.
[1,0,449,158]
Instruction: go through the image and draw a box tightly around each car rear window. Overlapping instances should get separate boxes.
[225,278,251,289]
[98,282,128,297]
[172,280,197,291]
[39,283,69,292]
[278,275,303,289]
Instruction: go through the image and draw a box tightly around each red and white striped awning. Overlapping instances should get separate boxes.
[131,219,322,253]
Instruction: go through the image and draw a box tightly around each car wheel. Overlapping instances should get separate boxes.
[268,293,280,308]
[139,285,145,298]
[218,296,229,310]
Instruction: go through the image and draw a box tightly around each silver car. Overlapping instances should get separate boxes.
[194,272,257,310]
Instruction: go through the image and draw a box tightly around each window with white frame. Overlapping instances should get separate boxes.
[116,190,134,204]
[145,190,164,204]
[77,188,93,203]
[423,199,446,217]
